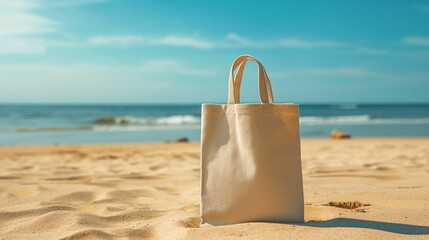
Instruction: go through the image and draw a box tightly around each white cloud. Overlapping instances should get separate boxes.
[0,37,46,54]
[138,59,217,76]
[0,12,57,36]
[306,67,380,77]
[225,33,348,48]
[88,33,397,57]
[404,37,429,47]
[225,33,248,45]
[88,35,213,49]
[0,0,107,54]
[0,0,108,9]
[0,60,217,78]
[159,36,213,49]
[0,0,55,54]
[277,39,346,48]
[88,35,145,45]
[223,34,395,56]
[89,33,347,50]
[43,0,109,7]
[353,47,390,55]
[0,1,60,37]
[271,67,381,78]
[0,0,39,9]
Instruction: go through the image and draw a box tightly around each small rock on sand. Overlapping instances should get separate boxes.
[331,129,351,139]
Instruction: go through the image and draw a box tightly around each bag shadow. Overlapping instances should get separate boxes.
[297,218,429,235]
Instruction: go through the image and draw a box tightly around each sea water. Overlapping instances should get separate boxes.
[0,103,428,145]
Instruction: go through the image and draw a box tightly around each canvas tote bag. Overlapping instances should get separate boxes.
[200,55,304,226]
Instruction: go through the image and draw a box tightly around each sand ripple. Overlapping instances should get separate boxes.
[0,140,428,239]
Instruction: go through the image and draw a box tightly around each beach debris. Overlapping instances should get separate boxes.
[324,201,370,210]
[175,137,189,143]
[331,129,351,139]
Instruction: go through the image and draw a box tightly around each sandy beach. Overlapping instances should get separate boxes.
[0,138,428,239]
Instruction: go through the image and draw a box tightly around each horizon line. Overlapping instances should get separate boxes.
[1,102,428,105]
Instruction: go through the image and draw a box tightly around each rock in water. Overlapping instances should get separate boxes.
[175,137,189,143]
[331,129,351,139]
[94,117,115,124]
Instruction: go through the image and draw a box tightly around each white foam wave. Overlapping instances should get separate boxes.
[92,125,200,132]
[91,114,429,132]
[94,115,200,126]
[300,115,429,125]
[300,115,372,125]
[12,114,429,133]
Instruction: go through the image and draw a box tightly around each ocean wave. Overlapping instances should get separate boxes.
[92,125,200,132]
[17,126,92,132]
[94,115,200,125]
[300,115,429,125]
[300,115,372,125]
[91,114,429,130]
[12,115,429,133]
[332,104,359,109]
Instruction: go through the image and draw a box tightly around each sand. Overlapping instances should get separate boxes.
[0,138,428,239]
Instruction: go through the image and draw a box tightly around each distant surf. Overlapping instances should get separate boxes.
[1,103,428,145]
[13,114,429,133]
[300,115,429,125]
[93,115,200,125]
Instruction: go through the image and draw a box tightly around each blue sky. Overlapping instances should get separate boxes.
[1,0,429,104]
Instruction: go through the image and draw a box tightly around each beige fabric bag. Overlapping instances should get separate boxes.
[200,55,304,226]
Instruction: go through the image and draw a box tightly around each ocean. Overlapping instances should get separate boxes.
[0,103,428,145]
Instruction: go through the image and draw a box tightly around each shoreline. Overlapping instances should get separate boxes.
[1,137,428,149]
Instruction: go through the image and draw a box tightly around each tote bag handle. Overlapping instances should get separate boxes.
[228,55,274,104]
